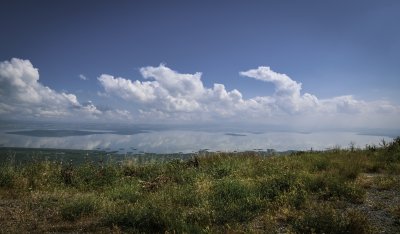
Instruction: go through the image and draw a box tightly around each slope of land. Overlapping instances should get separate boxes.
[1,138,399,233]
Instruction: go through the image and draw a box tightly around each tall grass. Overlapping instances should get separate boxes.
[0,137,399,232]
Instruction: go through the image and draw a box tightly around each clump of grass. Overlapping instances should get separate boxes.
[169,184,201,207]
[291,203,372,234]
[106,181,141,203]
[74,162,119,189]
[257,173,298,201]
[312,158,330,172]
[0,164,15,188]
[103,200,187,233]
[210,178,261,224]
[373,175,399,191]
[60,194,98,221]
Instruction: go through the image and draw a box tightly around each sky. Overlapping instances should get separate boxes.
[1,0,400,130]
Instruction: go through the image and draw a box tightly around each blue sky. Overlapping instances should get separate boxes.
[1,0,399,129]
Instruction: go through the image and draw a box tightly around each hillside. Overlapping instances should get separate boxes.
[1,138,400,233]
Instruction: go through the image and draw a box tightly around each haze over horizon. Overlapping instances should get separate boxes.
[1,0,400,131]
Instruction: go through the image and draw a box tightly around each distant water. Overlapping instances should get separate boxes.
[0,122,394,154]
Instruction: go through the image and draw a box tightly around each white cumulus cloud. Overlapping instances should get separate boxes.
[98,64,400,128]
[98,74,158,102]
[1,58,399,129]
[98,65,251,119]
[240,66,319,113]
[0,58,130,121]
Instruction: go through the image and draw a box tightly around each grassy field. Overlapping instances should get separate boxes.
[1,138,400,233]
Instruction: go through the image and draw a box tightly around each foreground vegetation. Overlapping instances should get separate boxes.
[1,138,400,233]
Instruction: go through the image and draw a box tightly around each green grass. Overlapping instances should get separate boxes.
[60,194,98,221]
[291,203,372,234]
[0,137,399,233]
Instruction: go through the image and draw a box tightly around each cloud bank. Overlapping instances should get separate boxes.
[0,58,130,121]
[0,58,399,129]
[98,64,247,120]
[98,64,400,128]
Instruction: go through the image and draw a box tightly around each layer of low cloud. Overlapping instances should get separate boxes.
[0,58,130,121]
[1,58,399,129]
